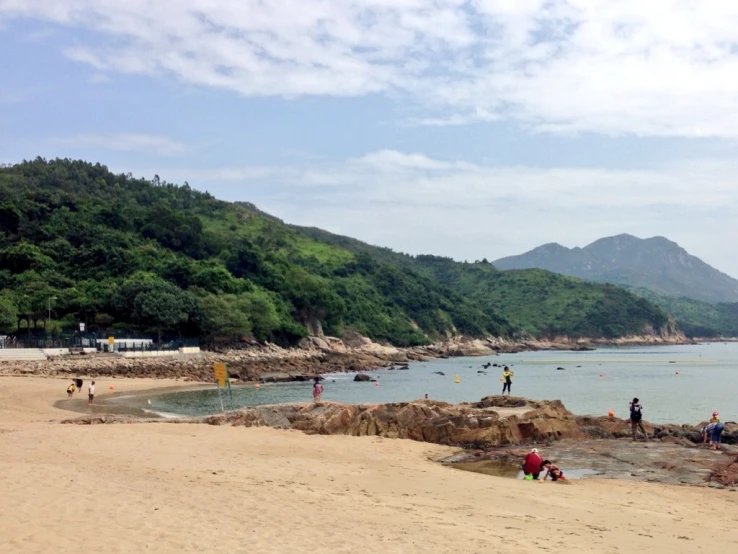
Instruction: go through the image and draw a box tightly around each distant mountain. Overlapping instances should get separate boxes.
[493,234,738,304]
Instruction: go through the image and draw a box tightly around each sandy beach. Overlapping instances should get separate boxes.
[1,376,737,553]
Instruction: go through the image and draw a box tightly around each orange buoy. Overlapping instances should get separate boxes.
[675,371,679,375]
[599,373,604,377]
[255,383,261,389]
[109,385,114,390]
[608,410,614,417]
[375,381,379,387]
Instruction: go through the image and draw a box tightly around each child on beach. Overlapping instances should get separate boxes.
[66,382,76,397]
[312,377,324,403]
[540,460,565,481]
[88,380,95,406]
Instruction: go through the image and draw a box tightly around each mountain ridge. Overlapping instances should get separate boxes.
[493,234,738,304]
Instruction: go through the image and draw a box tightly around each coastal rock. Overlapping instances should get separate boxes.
[61,396,580,448]
[353,373,374,382]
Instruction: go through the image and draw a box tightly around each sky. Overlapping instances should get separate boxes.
[1,1,737,277]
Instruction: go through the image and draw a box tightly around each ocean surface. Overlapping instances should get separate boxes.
[143,343,738,424]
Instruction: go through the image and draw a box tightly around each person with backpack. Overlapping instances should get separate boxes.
[629,397,648,441]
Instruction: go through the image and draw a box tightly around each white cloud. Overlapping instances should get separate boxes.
[4,1,738,137]
[54,133,188,156]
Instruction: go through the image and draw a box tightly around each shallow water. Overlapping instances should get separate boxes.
[448,459,600,480]
[145,343,738,424]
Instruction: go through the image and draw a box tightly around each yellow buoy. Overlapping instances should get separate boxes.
[454,374,460,383]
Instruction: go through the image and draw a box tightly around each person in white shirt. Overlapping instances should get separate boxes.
[88,380,96,406]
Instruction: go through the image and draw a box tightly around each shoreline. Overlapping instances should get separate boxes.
[0,332,695,382]
[2,375,738,553]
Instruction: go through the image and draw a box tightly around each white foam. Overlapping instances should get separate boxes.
[142,409,183,419]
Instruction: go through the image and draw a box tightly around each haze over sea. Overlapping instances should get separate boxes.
[144,343,737,425]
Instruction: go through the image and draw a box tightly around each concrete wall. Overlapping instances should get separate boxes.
[43,348,71,357]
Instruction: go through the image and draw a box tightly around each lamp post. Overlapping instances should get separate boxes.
[47,296,58,331]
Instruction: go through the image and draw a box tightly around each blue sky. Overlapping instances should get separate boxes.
[1,1,737,277]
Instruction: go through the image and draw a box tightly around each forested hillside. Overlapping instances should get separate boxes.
[626,288,738,338]
[294,228,672,338]
[0,158,511,346]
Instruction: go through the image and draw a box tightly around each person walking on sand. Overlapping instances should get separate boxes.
[629,397,648,441]
[66,381,76,398]
[88,380,96,406]
[502,366,514,396]
[312,377,324,403]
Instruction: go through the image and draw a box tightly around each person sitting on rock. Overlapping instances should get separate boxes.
[522,448,543,479]
[540,460,565,481]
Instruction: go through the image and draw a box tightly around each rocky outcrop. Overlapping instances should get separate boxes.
[709,457,738,487]
[576,415,737,445]
[61,396,581,447]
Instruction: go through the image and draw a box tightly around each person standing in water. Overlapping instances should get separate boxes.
[312,377,324,403]
[629,397,648,441]
[88,380,95,406]
[502,366,514,396]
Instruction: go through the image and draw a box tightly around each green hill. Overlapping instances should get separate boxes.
[0,158,673,346]
[0,158,511,346]
[294,228,672,339]
[626,288,738,338]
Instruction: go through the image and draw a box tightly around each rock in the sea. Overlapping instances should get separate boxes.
[353,373,374,382]
[557,367,566,370]
[433,371,445,376]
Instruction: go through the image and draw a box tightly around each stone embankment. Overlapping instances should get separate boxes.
[1,330,692,381]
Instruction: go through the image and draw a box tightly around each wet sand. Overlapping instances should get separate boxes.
[2,376,737,553]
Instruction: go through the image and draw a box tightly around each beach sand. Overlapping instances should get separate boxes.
[1,376,736,553]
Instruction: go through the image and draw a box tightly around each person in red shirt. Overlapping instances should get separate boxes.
[522,448,543,479]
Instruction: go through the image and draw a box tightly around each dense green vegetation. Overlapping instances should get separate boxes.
[294,228,672,338]
[0,158,512,346]
[627,288,738,338]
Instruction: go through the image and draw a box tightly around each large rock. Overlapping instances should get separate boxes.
[62,396,581,448]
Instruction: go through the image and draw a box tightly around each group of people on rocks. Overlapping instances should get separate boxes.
[628,397,725,449]
[520,399,727,481]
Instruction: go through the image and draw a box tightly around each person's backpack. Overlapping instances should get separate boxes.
[630,403,642,421]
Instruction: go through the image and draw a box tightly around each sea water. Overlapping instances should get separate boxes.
[145,342,738,424]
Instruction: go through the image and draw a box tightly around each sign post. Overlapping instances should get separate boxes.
[108,336,114,352]
[213,362,230,412]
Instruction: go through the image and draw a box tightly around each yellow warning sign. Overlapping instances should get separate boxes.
[213,362,227,387]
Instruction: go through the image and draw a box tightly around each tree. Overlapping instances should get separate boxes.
[0,294,17,333]
[236,289,280,341]
[196,294,252,343]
